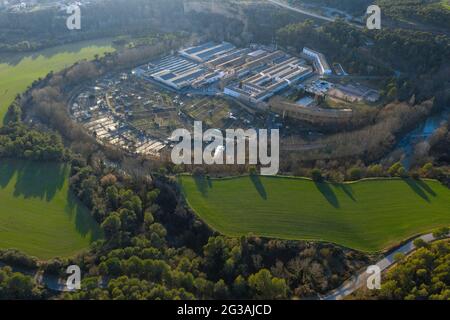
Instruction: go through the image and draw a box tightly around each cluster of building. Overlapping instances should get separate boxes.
[223,51,313,103]
[135,42,322,105]
[135,42,236,91]
[71,86,167,159]
[328,83,380,103]
[0,0,88,12]
[270,96,353,124]
[304,80,380,103]
[304,80,334,96]
[69,41,382,161]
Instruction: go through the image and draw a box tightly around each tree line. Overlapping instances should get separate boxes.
[0,122,66,161]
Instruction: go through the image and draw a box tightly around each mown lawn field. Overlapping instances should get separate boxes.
[0,39,115,124]
[179,175,450,252]
[0,159,102,260]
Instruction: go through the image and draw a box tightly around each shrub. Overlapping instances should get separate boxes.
[413,238,428,248]
[367,164,384,177]
[433,227,449,239]
[0,249,38,269]
[348,167,363,181]
[420,162,434,178]
[394,252,405,261]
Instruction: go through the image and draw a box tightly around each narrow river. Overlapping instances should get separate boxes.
[388,107,450,169]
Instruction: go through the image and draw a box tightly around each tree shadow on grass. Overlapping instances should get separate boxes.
[13,161,66,201]
[250,175,267,200]
[65,192,103,242]
[314,181,339,208]
[0,161,16,189]
[416,180,437,197]
[194,175,211,197]
[403,178,430,202]
[207,178,213,189]
[332,183,356,202]
[340,184,356,202]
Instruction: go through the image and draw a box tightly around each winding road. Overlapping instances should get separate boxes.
[322,232,449,300]
[266,0,335,23]
[265,0,450,35]
[266,0,365,29]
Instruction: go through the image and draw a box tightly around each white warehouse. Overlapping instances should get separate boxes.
[303,47,332,75]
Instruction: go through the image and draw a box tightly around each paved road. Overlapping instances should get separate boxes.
[266,0,364,29]
[266,0,449,35]
[266,0,335,23]
[322,232,449,300]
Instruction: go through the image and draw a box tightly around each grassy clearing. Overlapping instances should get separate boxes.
[442,0,450,10]
[0,39,115,124]
[180,175,450,252]
[0,159,102,260]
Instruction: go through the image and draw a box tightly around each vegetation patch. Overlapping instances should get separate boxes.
[180,175,450,252]
[0,159,102,260]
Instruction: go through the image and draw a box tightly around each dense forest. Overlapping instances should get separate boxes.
[1,0,449,53]
[377,0,450,29]
[0,0,187,52]
[276,19,450,105]
[0,123,66,161]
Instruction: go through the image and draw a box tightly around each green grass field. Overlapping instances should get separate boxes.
[0,39,115,124]
[442,0,450,10]
[0,160,102,260]
[180,175,450,252]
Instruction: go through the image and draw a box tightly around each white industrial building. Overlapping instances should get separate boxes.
[302,47,332,75]
[135,42,318,102]
[224,54,313,103]
[179,42,236,63]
